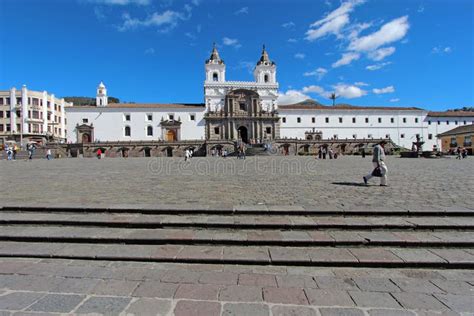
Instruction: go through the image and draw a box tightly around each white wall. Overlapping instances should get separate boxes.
[66,107,206,143]
[278,109,429,149]
[425,116,474,150]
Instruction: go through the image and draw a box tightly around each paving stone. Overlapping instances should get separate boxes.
[308,248,358,263]
[429,249,474,264]
[275,274,318,288]
[349,248,404,264]
[263,287,308,305]
[90,279,139,296]
[271,305,318,316]
[307,231,335,242]
[176,246,223,261]
[26,294,84,313]
[150,245,183,260]
[132,281,178,298]
[319,307,365,316]
[199,271,238,285]
[247,231,282,242]
[74,296,131,314]
[352,277,401,292]
[0,292,44,311]
[367,309,416,316]
[391,278,445,294]
[222,303,269,316]
[304,289,355,306]
[3,275,64,292]
[429,279,474,295]
[313,276,359,291]
[390,249,447,264]
[52,277,100,294]
[174,284,221,300]
[124,298,172,315]
[433,293,474,313]
[281,230,313,242]
[391,292,450,311]
[219,285,263,302]
[238,273,277,287]
[223,247,270,263]
[349,291,401,308]
[161,269,201,284]
[268,247,311,263]
[173,300,221,316]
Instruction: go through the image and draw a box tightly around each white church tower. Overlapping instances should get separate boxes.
[254,45,276,84]
[205,43,226,83]
[96,81,108,107]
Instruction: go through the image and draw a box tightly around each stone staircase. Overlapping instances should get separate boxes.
[0,206,473,268]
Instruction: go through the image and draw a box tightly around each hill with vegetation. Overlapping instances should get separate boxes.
[64,96,120,106]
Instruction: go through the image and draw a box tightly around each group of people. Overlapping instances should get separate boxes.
[455,147,469,159]
[2,143,53,160]
[210,148,229,158]
[318,147,339,159]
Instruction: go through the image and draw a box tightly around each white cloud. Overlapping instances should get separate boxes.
[417,5,424,13]
[278,90,311,105]
[332,52,360,67]
[305,0,365,41]
[432,46,452,54]
[234,7,248,15]
[94,7,106,20]
[282,21,295,28]
[294,53,305,59]
[390,98,400,102]
[303,68,328,80]
[191,0,200,6]
[349,15,410,52]
[117,10,189,32]
[373,85,395,94]
[347,22,372,40]
[223,37,241,48]
[368,46,396,61]
[234,61,254,74]
[302,85,328,97]
[334,83,367,98]
[88,0,151,5]
[288,38,298,43]
[144,48,155,54]
[366,61,391,71]
[354,81,369,86]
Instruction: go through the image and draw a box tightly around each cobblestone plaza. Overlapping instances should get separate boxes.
[0,156,473,210]
[1,156,473,315]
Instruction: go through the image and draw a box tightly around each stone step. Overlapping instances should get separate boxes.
[0,225,473,248]
[0,241,473,268]
[2,205,473,216]
[1,212,474,230]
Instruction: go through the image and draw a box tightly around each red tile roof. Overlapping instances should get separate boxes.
[279,103,423,111]
[428,111,474,117]
[71,103,205,109]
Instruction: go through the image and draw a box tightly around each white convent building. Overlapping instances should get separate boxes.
[64,45,474,150]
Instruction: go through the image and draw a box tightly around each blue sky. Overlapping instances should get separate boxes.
[0,0,472,110]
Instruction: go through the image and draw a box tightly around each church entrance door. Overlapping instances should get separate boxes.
[82,133,91,143]
[238,126,248,144]
[166,130,176,141]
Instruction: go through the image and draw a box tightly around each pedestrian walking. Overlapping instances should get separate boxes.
[184,149,190,162]
[6,146,13,161]
[363,140,388,186]
[97,148,102,159]
[13,144,18,160]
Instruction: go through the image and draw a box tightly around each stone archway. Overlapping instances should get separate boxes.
[82,133,91,143]
[238,126,248,144]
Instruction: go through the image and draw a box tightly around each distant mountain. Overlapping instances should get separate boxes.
[64,96,120,106]
[447,107,474,112]
[293,99,324,106]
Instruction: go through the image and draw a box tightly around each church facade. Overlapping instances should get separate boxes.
[64,45,474,154]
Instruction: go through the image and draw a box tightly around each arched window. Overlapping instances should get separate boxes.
[264,74,269,83]
[124,126,131,137]
[213,73,219,81]
[147,125,153,136]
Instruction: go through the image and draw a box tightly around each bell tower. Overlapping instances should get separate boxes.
[96,81,108,107]
[254,45,276,84]
[205,43,225,83]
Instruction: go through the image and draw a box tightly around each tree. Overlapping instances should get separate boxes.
[329,92,339,106]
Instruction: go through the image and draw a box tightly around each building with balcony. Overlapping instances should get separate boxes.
[437,124,474,154]
[0,85,69,145]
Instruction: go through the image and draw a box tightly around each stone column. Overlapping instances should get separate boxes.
[42,91,48,136]
[50,94,56,136]
[21,85,28,134]
[9,87,17,133]
[61,98,66,140]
